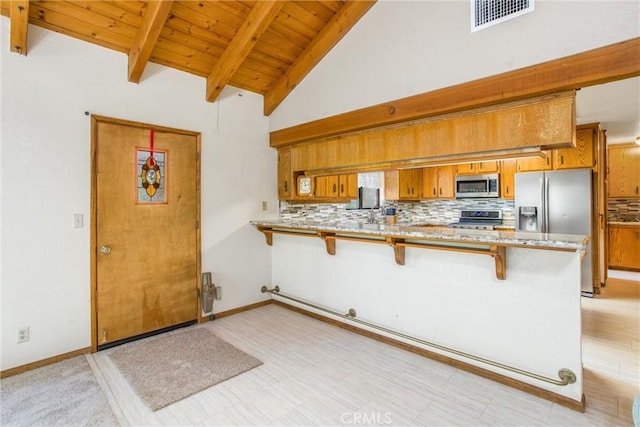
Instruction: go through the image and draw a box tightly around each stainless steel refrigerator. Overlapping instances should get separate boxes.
[515,169,594,296]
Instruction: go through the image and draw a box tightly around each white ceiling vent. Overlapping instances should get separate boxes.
[471,0,534,32]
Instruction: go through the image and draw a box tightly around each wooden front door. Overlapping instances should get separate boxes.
[92,116,200,349]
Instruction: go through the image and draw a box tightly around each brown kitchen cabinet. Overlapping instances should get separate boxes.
[455,161,499,175]
[608,144,640,198]
[277,148,293,200]
[516,151,553,172]
[385,169,423,200]
[313,174,357,200]
[500,159,517,199]
[608,225,640,270]
[553,125,596,170]
[338,174,358,198]
[314,175,339,198]
[422,166,455,198]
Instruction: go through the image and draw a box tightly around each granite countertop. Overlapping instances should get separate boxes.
[251,219,588,251]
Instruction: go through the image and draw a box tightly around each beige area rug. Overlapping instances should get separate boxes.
[106,327,262,411]
[0,356,119,426]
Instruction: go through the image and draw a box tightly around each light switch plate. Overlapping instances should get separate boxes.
[72,214,83,228]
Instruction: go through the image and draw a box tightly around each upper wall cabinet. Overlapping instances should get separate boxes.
[455,161,499,175]
[338,174,358,198]
[554,125,596,169]
[516,151,553,172]
[608,144,640,198]
[278,148,293,200]
[500,159,517,199]
[385,169,423,200]
[423,166,455,199]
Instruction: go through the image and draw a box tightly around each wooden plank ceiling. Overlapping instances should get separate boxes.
[1,0,375,115]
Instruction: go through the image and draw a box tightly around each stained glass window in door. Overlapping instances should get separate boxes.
[136,148,167,204]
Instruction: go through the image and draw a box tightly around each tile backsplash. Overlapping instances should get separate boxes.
[608,199,640,222]
[280,199,516,227]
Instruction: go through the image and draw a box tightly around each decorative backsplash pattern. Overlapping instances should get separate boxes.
[608,199,640,222]
[280,199,516,227]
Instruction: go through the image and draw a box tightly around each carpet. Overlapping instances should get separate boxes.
[0,356,119,426]
[106,327,262,411]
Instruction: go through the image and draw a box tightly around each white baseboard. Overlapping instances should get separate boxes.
[608,269,640,282]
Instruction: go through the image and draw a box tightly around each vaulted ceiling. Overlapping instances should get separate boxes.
[1,0,375,115]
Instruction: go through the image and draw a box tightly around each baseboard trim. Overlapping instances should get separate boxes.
[204,299,273,321]
[1,347,91,379]
[273,300,586,413]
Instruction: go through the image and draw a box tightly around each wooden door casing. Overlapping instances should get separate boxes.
[91,116,201,350]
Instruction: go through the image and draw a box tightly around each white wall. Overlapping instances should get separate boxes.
[269,0,640,131]
[271,234,584,401]
[0,20,276,370]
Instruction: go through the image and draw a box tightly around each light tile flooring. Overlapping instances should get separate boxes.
[87,277,640,427]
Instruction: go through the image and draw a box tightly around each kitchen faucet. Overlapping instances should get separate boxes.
[367,204,382,224]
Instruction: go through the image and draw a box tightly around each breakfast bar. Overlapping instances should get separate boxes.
[252,219,588,410]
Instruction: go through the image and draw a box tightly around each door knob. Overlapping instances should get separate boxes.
[100,246,111,255]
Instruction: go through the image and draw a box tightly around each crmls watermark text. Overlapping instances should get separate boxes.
[341,411,393,425]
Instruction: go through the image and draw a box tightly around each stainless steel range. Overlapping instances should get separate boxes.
[449,209,503,230]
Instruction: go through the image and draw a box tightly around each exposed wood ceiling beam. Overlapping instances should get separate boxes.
[270,37,640,147]
[9,0,29,55]
[128,0,174,84]
[263,0,376,116]
[206,1,285,103]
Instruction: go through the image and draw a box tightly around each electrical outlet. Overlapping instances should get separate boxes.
[17,327,29,343]
[261,201,267,211]
[215,286,222,300]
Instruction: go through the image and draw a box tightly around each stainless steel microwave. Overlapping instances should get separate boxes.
[455,174,499,198]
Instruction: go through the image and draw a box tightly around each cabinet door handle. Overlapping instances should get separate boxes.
[439,188,442,196]
[332,183,337,193]
[506,185,509,194]
[284,181,288,192]
[636,186,639,195]
[433,188,436,196]
[560,155,564,165]
[340,184,344,193]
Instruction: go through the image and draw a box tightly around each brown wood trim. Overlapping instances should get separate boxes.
[492,245,507,280]
[9,0,29,55]
[272,300,585,413]
[206,299,273,321]
[91,115,201,136]
[270,37,640,147]
[607,142,640,149]
[128,0,174,83]
[318,232,336,255]
[263,0,376,115]
[195,133,203,323]
[1,347,91,379]
[90,116,98,352]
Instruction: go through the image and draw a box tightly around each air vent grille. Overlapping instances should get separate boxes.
[472,0,534,32]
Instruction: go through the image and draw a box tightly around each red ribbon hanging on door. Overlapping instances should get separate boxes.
[149,129,155,166]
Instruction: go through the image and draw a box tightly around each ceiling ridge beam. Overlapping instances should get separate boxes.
[9,0,29,55]
[206,1,285,103]
[128,0,174,84]
[263,0,376,116]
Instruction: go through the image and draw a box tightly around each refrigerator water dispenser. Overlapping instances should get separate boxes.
[518,206,538,231]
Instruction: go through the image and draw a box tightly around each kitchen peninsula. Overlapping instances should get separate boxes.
[252,219,588,409]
